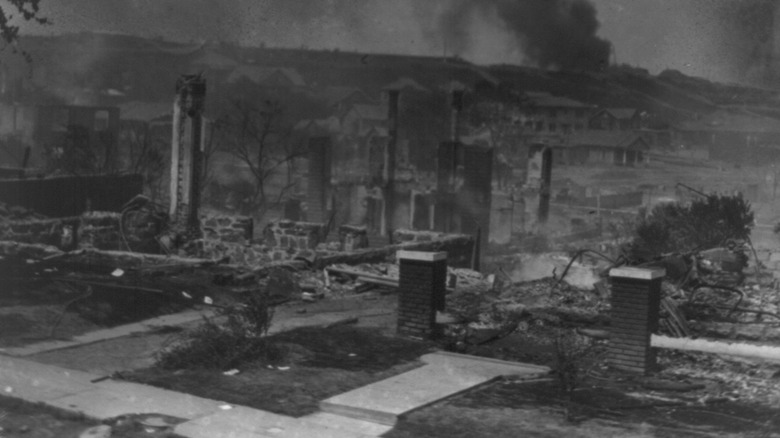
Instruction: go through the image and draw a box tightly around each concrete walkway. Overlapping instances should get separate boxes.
[320,351,551,425]
[1,351,550,437]
[0,295,550,437]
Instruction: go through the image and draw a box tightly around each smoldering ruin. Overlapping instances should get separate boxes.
[1,1,780,437]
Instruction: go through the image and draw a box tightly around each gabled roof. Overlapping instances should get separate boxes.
[294,116,341,134]
[348,104,387,121]
[564,130,648,149]
[358,125,389,138]
[525,91,591,109]
[316,86,374,107]
[592,108,641,120]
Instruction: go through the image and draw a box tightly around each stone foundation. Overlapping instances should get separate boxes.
[264,220,326,251]
[201,213,253,244]
[339,225,368,251]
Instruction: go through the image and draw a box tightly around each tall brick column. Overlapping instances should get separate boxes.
[397,250,447,339]
[608,267,665,374]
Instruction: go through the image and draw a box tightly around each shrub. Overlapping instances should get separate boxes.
[553,329,595,398]
[155,291,281,370]
[628,193,753,262]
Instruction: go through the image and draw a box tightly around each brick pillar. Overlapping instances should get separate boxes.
[397,250,447,339]
[608,267,665,374]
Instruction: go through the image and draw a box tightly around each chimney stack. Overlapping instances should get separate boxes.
[169,74,206,238]
[383,89,400,236]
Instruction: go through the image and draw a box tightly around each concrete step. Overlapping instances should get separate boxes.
[320,352,550,425]
[174,406,375,438]
[301,412,393,436]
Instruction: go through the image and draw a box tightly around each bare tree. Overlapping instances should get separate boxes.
[216,99,302,215]
[121,121,167,201]
[0,1,48,60]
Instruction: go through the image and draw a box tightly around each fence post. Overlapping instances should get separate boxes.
[396,250,447,339]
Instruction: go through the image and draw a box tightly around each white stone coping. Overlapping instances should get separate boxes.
[609,266,665,280]
[397,250,447,262]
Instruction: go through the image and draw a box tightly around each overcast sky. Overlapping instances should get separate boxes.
[11,0,775,85]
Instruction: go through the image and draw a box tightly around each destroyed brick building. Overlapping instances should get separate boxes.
[2,2,780,436]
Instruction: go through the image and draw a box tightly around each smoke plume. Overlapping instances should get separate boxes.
[28,0,613,71]
[439,0,612,71]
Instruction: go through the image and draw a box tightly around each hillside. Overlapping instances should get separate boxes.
[2,33,778,126]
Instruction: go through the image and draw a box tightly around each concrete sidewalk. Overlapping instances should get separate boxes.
[0,350,550,437]
[0,294,550,437]
[0,355,381,437]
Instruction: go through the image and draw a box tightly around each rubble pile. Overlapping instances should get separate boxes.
[656,245,780,342]
[447,277,608,332]
[284,261,493,301]
[660,351,780,407]
[0,202,47,221]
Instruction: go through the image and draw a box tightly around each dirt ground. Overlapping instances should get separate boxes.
[123,324,435,417]
[389,325,780,438]
[0,257,249,349]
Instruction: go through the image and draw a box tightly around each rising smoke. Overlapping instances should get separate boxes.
[439,0,611,71]
[33,0,612,71]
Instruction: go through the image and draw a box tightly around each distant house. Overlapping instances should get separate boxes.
[226,66,306,89]
[293,116,341,138]
[341,103,387,137]
[552,131,650,166]
[672,110,780,163]
[314,86,376,114]
[589,108,643,131]
[522,92,593,134]
[31,105,121,171]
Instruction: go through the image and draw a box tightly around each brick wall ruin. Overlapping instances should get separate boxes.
[0,216,79,250]
[79,212,124,251]
[1,207,475,270]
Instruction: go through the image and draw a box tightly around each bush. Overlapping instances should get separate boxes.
[553,329,595,398]
[629,193,753,262]
[155,292,281,370]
